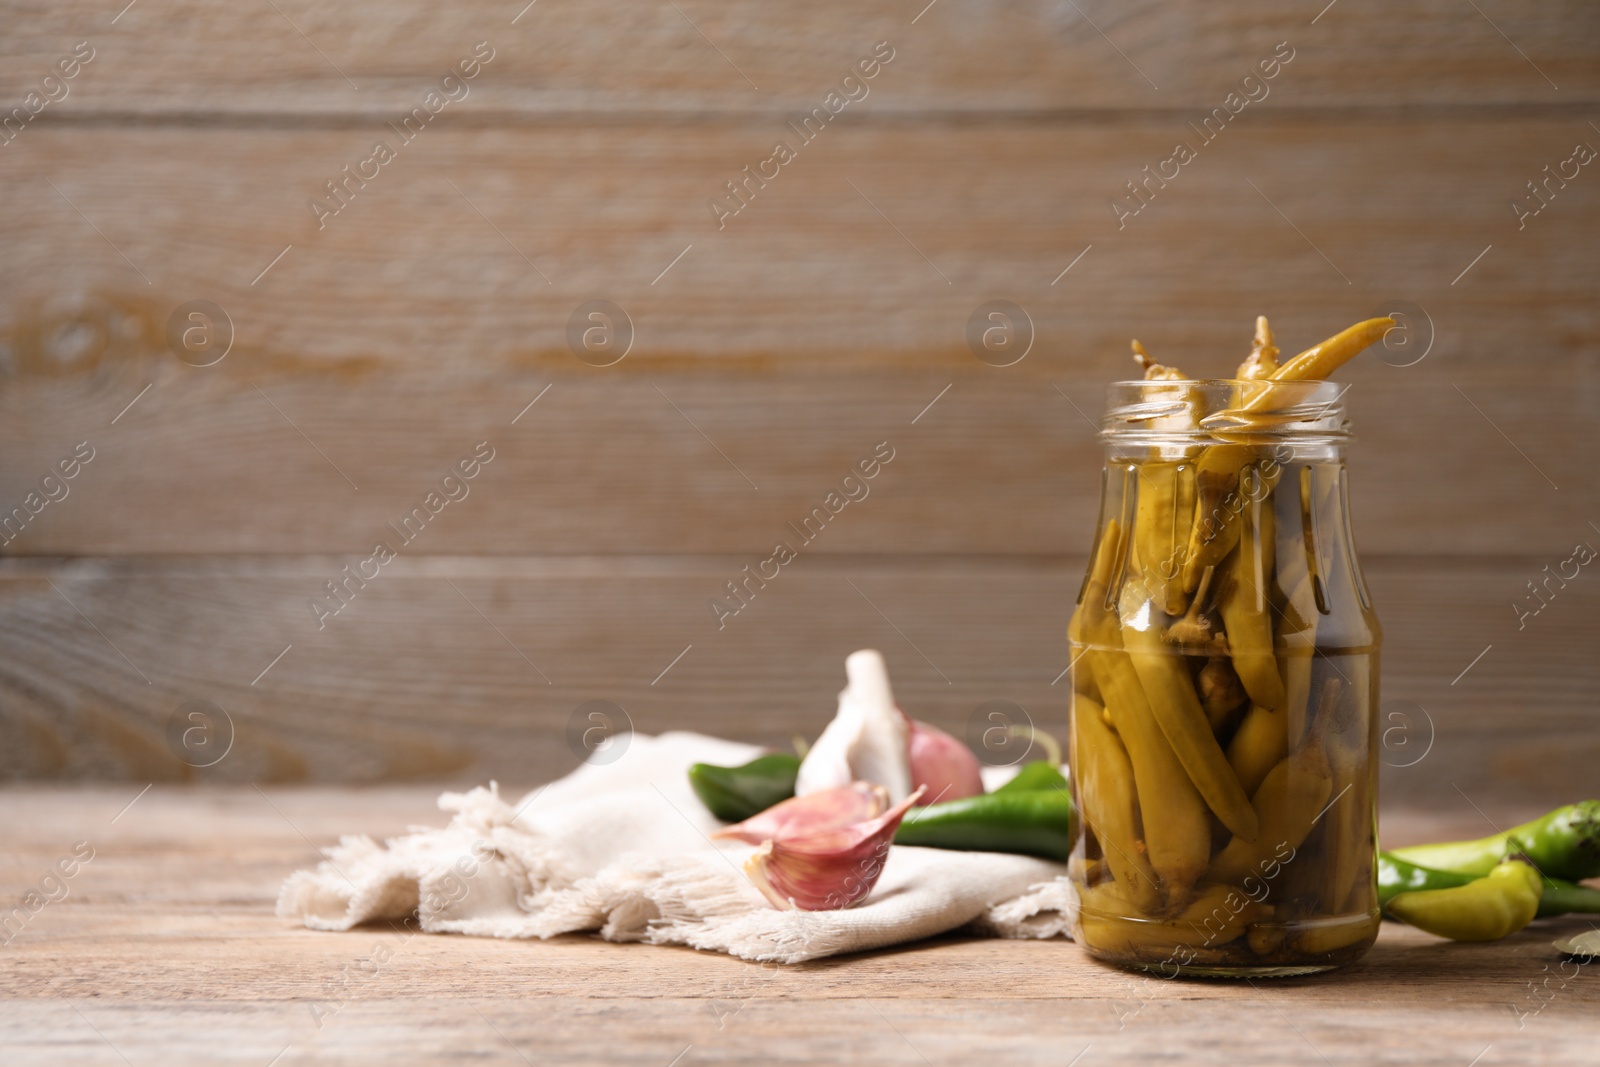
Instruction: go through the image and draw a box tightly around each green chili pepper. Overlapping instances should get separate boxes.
[1387,801,1600,882]
[995,760,1068,794]
[1386,859,1542,941]
[1378,852,1475,909]
[688,754,801,823]
[894,787,1077,861]
[1537,878,1600,918]
[1379,851,1600,919]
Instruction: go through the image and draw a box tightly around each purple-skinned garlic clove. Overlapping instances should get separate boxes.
[711,782,888,846]
[743,785,926,911]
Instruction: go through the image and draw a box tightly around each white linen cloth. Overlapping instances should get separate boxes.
[277,732,1076,963]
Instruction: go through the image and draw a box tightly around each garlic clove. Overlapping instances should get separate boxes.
[743,785,927,911]
[905,719,984,801]
[711,782,888,845]
[795,649,913,802]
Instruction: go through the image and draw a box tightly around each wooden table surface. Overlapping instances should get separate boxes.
[2,786,1596,1066]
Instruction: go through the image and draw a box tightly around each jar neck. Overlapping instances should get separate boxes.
[1100,379,1352,453]
[1104,439,1347,466]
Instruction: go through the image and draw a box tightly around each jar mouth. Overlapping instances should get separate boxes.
[1101,379,1350,444]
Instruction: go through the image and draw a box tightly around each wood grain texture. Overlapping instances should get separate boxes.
[0,120,1594,559]
[1,0,1595,116]
[0,0,1596,787]
[0,368,1594,557]
[1,787,1596,1066]
[0,556,1592,805]
[1,121,1594,374]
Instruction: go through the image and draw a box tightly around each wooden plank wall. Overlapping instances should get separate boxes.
[1,1,1596,806]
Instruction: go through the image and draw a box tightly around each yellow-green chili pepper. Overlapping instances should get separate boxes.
[1226,701,1286,798]
[1378,852,1600,919]
[1386,859,1542,942]
[1178,445,1254,594]
[1069,517,1124,649]
[1074,694,1164,914]
[1071,521,1211,909]
[1131,339,1185,381]
[1216,489,1286,711]
[1080,882,1268,957]
[1236,316,1280,380]
[1090,648,1212,910]
[1268,316,1396,384]
[1122,605,1260,843]
[1208,722,1332,885]
[1388,801,1600,882]
[1133,461,1196,616]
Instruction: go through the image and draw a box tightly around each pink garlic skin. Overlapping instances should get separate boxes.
[743,786,926,911]
[905,719,984,802]
[712,783,888,846]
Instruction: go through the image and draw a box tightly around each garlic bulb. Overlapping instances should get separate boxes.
[795,650,913,802]
[905,719,984,801]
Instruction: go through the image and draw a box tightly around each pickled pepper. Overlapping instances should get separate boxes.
[1070,319,1385,974]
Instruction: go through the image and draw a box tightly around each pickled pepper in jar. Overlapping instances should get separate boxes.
[1067,325,1387,977]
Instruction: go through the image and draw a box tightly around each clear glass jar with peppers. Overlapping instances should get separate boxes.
[1067,317,1390,977]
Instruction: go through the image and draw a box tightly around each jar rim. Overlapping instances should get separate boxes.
[1100,379,1351,444]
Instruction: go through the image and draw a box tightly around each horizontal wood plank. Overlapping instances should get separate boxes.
[0,369,1593,557]
[1,121,1594,377]
[6,992,1595,1067]
[1,1,1595,116]
[0,556,1592,804]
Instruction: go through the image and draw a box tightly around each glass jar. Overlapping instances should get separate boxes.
[1067,379,1381,977]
